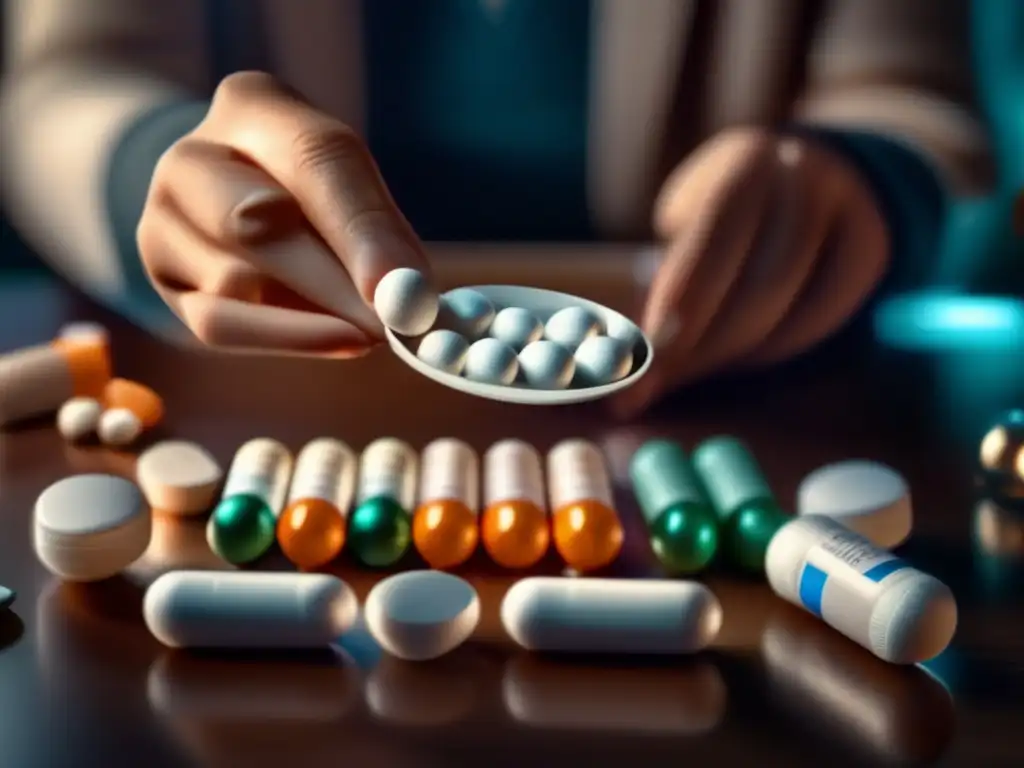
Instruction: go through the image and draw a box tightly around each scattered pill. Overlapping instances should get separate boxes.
[544,306,602,351]
[0,586,16,610]
[413,439,480,569]
[349,438,416,567]
[373,268,440,337]
[693,437,791,574]
[501,577,722,654]
[97,407,143,447]
[797,460,912,549]
[438,288,496,339]
[143,570,359,649]
[33,473,151,582]
[416,329,470,375]
[517,340,574,389]
[0,336,110,427]
[463,338,518,385]
[979,408,1024,498]
[765,515,957,664]
[481,440,550,569]
[103,378,164,429]
[56,396,102,442]
[489,307,543,351]
[135,440,223,516]
[547,440,623,572]
[602,314,643,350]
[207,438,292,565]
[364,570,480,661]
[630,440,719,575]
[278,438,357,569]
[573,335,633,385]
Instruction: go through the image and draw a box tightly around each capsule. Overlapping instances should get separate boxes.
[765,515,957,663]
[413,439,480,569]
[207,438,293,565]
[277,439,357,569]
[143,571,359,649]
[349,438,417,567]
[547,440,623,571]
[481,440,550,569]
[501,577,722,654]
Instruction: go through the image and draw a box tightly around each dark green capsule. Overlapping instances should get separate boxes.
[207,493,277,564]
[348,496,412,568]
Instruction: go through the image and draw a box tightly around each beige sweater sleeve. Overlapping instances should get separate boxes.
[794,0,995,195]
[0,0,210,310]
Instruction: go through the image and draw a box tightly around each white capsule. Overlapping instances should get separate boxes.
[765,515,957,663]
[574,335,633,385]
[546,439,614,511]
[603,314,643,350]
[57,396,102,442]
[373,268,440,337]
[97,407,143,447]
[438,288,496,339]
[220,438,293,515]
[143,571,359,649]
[416,329,470,375]
[59,321,109,347]
[419,438,479,510]
[288,438,357,513]
[490,307,543,351]
[518,340,574,389]
[544,306,602,351]
[463,338,518,385]
[484,440,546,509]
[356,438,418,510]
[502,577,722,654]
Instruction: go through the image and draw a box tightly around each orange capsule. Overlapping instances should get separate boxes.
[412,439,479,570]
[103,378,164,428]
[481,440,550,569]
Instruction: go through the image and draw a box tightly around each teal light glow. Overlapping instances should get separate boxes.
[875,292,1024,352]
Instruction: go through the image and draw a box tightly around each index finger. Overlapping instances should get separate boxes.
[207,72,431,303]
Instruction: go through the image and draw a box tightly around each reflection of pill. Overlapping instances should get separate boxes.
[144,571,359,649]
[57,397,102,442]
[136,441,223,515]
[502,655,727,734]
[365,651,484,726]
[501,577,722,654]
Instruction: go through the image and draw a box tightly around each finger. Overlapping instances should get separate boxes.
[205,72,430,303]
[154,138,384,335]
[175,291,375,354]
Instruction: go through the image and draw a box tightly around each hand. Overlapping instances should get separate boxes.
[138,71,430,356]
[615,127,890,416]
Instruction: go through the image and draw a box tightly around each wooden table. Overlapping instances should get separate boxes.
[1,248,1022,768]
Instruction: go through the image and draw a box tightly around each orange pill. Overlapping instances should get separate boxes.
[412,439,480,570]
[103,378,164,428]
[278,498,347,569]
[481,440,550,569]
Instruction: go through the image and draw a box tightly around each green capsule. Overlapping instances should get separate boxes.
[348,496,412,567]
[630,440,719,574]
[207,493,277,564]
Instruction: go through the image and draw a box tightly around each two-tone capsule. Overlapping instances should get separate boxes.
[413,439,480,569]
[348,438,417,567]
[481,440,550,568]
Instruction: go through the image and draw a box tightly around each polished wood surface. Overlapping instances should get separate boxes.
[1,249,1022,768]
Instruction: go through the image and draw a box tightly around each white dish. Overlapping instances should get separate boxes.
[386,285,653,405]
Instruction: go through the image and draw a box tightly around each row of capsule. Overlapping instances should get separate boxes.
[207,437,623,572]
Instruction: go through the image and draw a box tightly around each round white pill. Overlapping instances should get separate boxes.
[364,570,480,661]
[603,314,643,350]
[136,440,224,516]
[33,473,151,582]
[544,306,602,350]
[574,335,634,385]
[517,340,575,389]
[490,307,543,351]
[416,329,470,375]
[797,460,912,549]
[463,338,518,385]
[97,407,143,447]
[57,396,102,442]
[373,268,440,337]
[438,288,496,339]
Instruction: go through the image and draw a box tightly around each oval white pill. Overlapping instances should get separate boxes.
[57,396,102,442]
[416,329,470,374]
[144,571,359,649]
[438,288,496,339]
[463,338,518,385]
[517,340,574,389]
[574,335,633,385]
[365,570,480,661]
[490,307,543,351]
[97,407,143,447]
[544,306,602,351]
[374,268,440,337]
[136,440,224,516]
[797,460,912,549]
[501,577,722,654]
